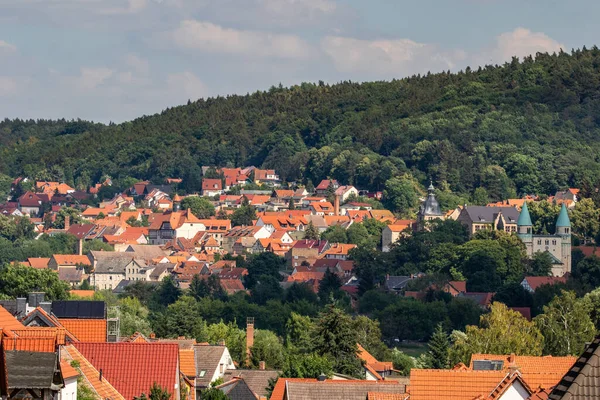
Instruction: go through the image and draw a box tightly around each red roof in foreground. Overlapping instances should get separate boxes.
[73,342,179,400]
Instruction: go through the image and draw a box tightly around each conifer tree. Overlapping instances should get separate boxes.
[425,323,450,369]
[304,221,320,240]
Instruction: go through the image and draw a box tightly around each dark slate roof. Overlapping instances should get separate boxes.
[58,268,83,282]
[549,336,600,399]
[90,252,134,274]
[218,379,259,400]
[463,206,520,223]
[5,351,59,389]
[146,184,173,195]
[195,345,227,387]
[223,369,280,397]
[385,276,412,291]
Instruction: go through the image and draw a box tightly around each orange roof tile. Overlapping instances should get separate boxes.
[58,319,107,342]
[62,345,125,400]
[73,342,179,400]
[27,257,51,269]
[0,305,25,334]
[180,349,196,377]
[52,254,92,266]
[470,354,576,379]
[368,393,409,400]
[70,290,96,298]
[61,361,80,379]
[409,369,508,400]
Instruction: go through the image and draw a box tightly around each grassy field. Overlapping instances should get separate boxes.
[395,342,428,358]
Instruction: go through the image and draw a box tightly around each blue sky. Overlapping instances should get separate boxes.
[0,0,595,122]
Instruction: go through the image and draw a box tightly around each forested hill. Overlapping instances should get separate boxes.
[3,47,600,202]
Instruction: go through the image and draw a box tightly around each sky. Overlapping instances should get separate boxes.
[0,0,598,123]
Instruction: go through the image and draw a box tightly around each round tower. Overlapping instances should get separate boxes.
[556,203,572,274]
[517,202,533,256]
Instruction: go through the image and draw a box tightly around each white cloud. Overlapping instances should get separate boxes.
[258,0,336,18]
[321,35,464,77]
[125,54,150,75]
[166,71,207,100]
[493,27,564,61]
[172,20,313,59]
[100,0,147,14]
[70,67,115,90]
[0,77,17,96]
[0,40,17,52]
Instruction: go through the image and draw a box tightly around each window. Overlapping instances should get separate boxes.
[220,363,224,373]
[552,240,557,245]
[566,228,570,234]
[199,370,206,377]
[545,240,549,245]
[537,240,542,245]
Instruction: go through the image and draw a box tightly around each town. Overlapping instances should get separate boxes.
[0,166,599,399]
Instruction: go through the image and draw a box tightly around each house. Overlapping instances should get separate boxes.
[58,268,84,287]
[287,240,330,267]
[521,276,568,293]
[309,201,336,216]
[341,202,373,212]
[221,369,280,400]
[253,169,280,186]
[203,179,224,197]
[335,186,359,202]
[222,226,271,254]
[89,252,134,290]
[551,188,579,208]
[382,221,416,252]
[36,181,75,195]
[384,276,414,293]
[18,191,43,216]
[270,378,406,400]
[315,179,339,195]
[49,255,91,270]
[59,361,80,400]
[357,344,394,380]
[187,345,236,397]
[65,342,180,400]
[457,205,520,235]
[24,257,51,269]
[322,243,357,260]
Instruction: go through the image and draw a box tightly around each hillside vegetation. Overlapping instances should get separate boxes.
[3,47,600,201]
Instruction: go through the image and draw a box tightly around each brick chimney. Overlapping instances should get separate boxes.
[259,361,266,370]
[150,332,156,339]
[334,195,340,217]
[64,215,70,231]
[246,317,254,367]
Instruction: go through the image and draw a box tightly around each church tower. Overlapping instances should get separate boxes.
[555,203,572,273]
[517,202,533,256]
[417,182,444,230]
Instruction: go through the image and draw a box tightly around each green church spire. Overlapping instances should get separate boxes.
[556,203,571,228]
[517,202,533,227]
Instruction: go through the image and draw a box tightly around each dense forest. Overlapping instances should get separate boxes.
[4,48,600,202]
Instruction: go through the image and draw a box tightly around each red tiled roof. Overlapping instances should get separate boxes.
[27,257,51,269]
[202,179,223,191]
[271,378,399,400]
[368,393,409,400]
[180,349,196,377]
[73,342,179,400]
[58,319,107,342]
[60,361,80,379]
[70,290,96,298]
[52,254,91,266]
[409,369,509,400]
[0,305,25,334]
[469,354,576,384]
[316,179,338,190]
[523,276,567,291]
[509,307,532,321]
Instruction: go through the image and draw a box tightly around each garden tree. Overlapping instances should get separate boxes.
[346,223,370,246]
[448,330,471,366]
[83,239,113,253]
[459,303,543,359]
[246,252,284,288]
[250,329,285,369]
[54,207,84,229]
[0,264,70,300]
[383,176,419,215]
[200,389,228,400]
[180,196,216,219]
[152,296,206,340]
[0,216,35,241]
[446,297,482,331]
[390,349,415,375]
[462,249,503,292]
[350,246,387,294]
[230,197,256,227]
[583,288,600,330]
[377,298,448,342]
[134,383,171,400]
[110,297,152,337]
[121,281,157,307]
[189,274,226,301]
[570,198,600,243]
[532,282,569,316]
[527,251,553,276]
[205,322,246,364]
[285,312,314,351]
[39,233,79,254]
[320,225,348,243]
[325,181,336,203]
[534,290,596,356]
[317,268,343,302]
[251,275,284,305]
[361,218,388,247]
[281,353,334,378]
[152,276,182,308]
[471,187,489,206]
[527,201,561,234]
[303,222,320,240]
[313,304,362,377]
[288,197,296,210]
[492,283,534,308]
[127,215,149,227]
[423,324,450,369]
[0,173,11,201]
[572,255,600,290]
[284,283,319,304]
[358,289,397,315]
[353,316,388,361]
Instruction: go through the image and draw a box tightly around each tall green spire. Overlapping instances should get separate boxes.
[556,203,571,227]
[517,202,533,226]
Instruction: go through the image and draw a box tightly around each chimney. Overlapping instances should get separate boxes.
[16,298,26,316]
[259,361,266,370]
[246,317,255,367]
[99,369,103,382]
[334,195,340,217]
[78,239,83,256]
[150,332,156,339]
[64,215,70,231]
[40,301,52,314]
[507,353,518,372]
[218,339,226,346]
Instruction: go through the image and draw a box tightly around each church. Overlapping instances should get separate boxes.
[517,202,572,277]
